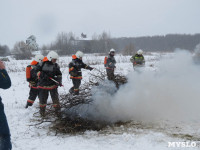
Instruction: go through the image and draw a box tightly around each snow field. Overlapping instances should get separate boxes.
[1,52,199,150]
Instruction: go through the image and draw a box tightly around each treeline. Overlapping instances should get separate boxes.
[113,34,200,52]
[41,32,116,55]
[43,32,200,55]
[1,32,200,59]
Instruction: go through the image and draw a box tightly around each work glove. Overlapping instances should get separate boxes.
[89,67,93,71]
[56,81,63,87]
[87,66,93,71]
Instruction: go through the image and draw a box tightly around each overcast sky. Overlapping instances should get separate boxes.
[0,0,200,48]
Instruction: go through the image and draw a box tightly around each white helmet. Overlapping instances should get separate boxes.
[34,54,44,63]
[137,49,143,55]
[47,51,59,61]
[76,51,84,58]
[109,48,115,53]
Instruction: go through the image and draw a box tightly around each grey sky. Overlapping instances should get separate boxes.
[0,0,200,48]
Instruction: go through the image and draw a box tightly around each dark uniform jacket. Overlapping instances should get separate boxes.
[0,69,11,92]
[69,55,92,79]
[37,61,62,89]
[0,69,12,150]
[105,54,116,70]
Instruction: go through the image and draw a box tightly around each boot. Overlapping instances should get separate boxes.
[69,87,74,94]
[25,102,33,109]
[40,107,46,117]
[25,103,29,109]
[74,90,79,95]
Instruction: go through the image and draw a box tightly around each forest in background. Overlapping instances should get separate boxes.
[1,33,200,59]
[41,33,200,55]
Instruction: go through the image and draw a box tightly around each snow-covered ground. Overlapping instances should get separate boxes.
[1,52,200,150]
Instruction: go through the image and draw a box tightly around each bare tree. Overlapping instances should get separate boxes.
[122,43,135,55]
[0,44,10,56]
[49,32,78,55]
[13,41,32,60]
[41,45,49,56]
[90,31,117,53]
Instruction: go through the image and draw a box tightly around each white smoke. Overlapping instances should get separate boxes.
[72,50,200,123]
[194,43,200,54]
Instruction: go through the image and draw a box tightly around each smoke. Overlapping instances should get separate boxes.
[71,50,200,123]
[194,43,200,54]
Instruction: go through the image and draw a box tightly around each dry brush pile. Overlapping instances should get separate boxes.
[33,70,128,134]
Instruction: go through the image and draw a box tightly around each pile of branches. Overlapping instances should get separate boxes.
[34,70,128,134]
[50,116,108,135]
[60,71,127,109]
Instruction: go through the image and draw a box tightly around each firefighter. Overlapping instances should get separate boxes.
[69,51,93,95]
[37,51,62,117]
[104,49,116,80]
[25,54,44,108]
[130,49,145,66]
